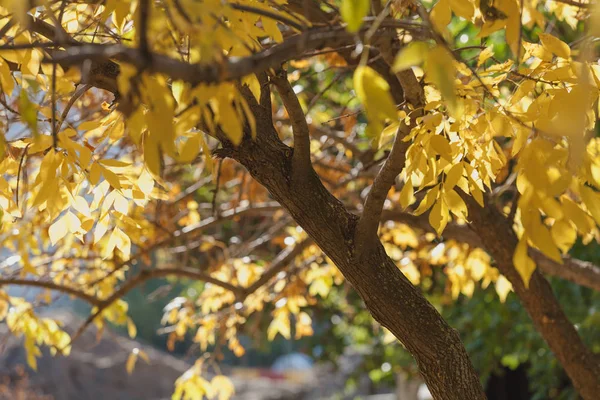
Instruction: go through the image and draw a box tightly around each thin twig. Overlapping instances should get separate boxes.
[51,63,58,148]
[57,84,92,132]
[212,159,223,217]
[229,2,307,31]
[550,0,593,7]
[15,143,31,210]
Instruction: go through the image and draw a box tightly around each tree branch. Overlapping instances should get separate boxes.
[242,239,312,297]
[532,251,600,292]
[229,2,307,31]
[550,0,593,7]
[271,71,312,177]
[221,87,487,399]
[45,22,424,93]
[381,209,600,292]
[138,0,151,58]
[0,278,101,305]
[464,192,600,399]
[354,125,409,256]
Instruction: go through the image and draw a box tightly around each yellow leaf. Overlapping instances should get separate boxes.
[444,162,463,191]
[477,46,495,68]
[104,227,131,259]
[211,376,235,400]
[171,80,186,105]
[353,66,398,146]
[71,196,91,217]
[219,100,243,145]
[143,134,162,176]
[99,159,130,168]
[392,42,430,72]
[127,318,137,339]
[539,33,570,59]
[511,126,529,157]
[126,351,137,375]
[19,91,38,136]
[64,211,82,234]
[562,196,595,235]
[429,197,449,236]
[551,220,577,254]
[530,219,563,263]
[102,167,122,190]
[179,135,201,163]
[429,135,453,162]
[503,0,521,56]
[592,4,600,36]
[444,189,468,219]
[89,163,102,185]
[138,349,150,363]
[468,177,485,207]
[340,0,370,33]
[513,235,536,288]
[262,16,283,42]
[448,0,475,20]
[399,177,415,209]
[495,275,512,303]
[295,311,314,339]
[430,0,452,34]
[137,169,155,196]
[24,336,40,371]
[22,49,42,76]
[49,215,68,245]
[414,184,440,215]
[267,308,291,340]
[580,185,600,226]
[511,80,535,106]
[242,75,261,102]
[425,46,460,116]
[0,58,15,94]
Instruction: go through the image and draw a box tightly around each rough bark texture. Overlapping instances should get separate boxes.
[219,97,486,400]
[465,197,600,399]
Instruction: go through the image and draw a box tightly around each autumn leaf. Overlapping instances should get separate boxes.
[392,42,431,72]
[429,197,449,235]
[340,0,370,32]
[513,235,536,288]
[353,66,398,146]
[539,33,571,59]
[19,91,38,137]
[430,0,452,34]
[424,46,461,117]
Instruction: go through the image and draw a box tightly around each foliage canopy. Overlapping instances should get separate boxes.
[0,0,599,399]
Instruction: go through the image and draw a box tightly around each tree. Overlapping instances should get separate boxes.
[0,0,599,399]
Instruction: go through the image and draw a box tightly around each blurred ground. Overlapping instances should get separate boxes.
[0,310,416,400]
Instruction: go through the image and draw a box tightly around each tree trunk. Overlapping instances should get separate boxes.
[465,197,600,399]
[221,98,486,399]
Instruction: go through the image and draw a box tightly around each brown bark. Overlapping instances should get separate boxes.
[217,94,486,400]
[465,197,600,399]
